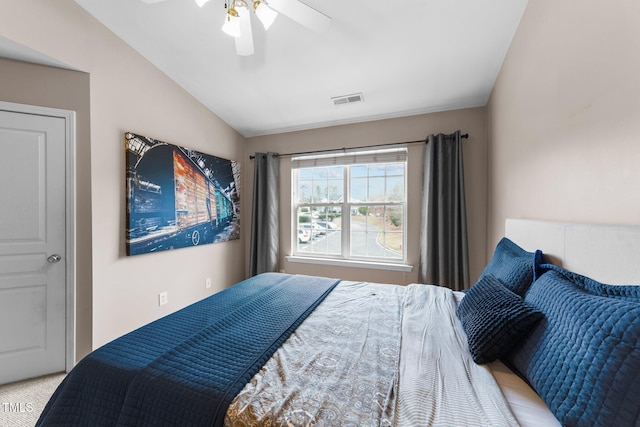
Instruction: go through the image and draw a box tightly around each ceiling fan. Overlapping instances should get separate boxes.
[140,0,331,56]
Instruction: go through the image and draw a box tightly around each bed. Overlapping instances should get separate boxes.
[37,219,640,427]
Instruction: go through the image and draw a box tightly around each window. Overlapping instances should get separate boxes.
[292,147,407,264]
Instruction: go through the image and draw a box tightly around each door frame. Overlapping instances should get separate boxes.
[0,100,76,371]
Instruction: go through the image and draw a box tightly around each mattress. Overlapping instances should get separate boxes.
[488,360,561,427]
[226,281,557,426]
[38,274,560,426]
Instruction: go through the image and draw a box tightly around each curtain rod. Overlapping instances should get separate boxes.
[249,133,468,160]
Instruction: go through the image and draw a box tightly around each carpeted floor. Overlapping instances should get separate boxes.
[0,372,65,427]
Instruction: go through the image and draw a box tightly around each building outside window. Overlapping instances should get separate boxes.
[292,147,407,264]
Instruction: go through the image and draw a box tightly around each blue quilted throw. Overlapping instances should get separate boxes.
[37,273,340,427]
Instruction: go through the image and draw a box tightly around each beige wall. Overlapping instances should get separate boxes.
[0,0,246,355]
[0,57,93,361]
[487,0,640,253]
[245,108,488,285]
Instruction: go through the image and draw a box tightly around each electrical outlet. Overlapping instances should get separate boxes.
[158,291,168,306]
[205,277,212,289]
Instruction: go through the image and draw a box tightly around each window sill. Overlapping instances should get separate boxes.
[285,255,413,272]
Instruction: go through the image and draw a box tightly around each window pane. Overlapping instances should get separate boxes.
[350,177,366,202]
[367,177,385,202]
[349,163,405,203]
[298,169,312,180]
[350,205,404,260]
[350,205,369,257]
[295,206,342,255]
[296,207,313,252]
[385,163,404,176]
[327,166,342,179]
[297,166,345,204]
[312,167,328,179]
[368,165,386,177]
[378,231,403,259]
[386,176,404,201]
[327,179,343,202]
[297,180,312,203]
[380,205,403,259]
[311,181,328,203]
[351,165,367,178]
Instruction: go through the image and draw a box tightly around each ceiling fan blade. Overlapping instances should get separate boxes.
[268,0,331,33]
[235,6,255,56]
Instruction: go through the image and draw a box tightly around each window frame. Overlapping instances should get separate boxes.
[291,147,408,266]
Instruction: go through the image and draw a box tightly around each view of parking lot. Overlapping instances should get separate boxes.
[297,209,403,259]
[293,155,406,261]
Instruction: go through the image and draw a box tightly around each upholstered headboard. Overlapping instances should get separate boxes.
[505,219,640,285]
[503,219,640,427]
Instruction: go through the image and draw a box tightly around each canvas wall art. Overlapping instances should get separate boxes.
[125,132,240,256]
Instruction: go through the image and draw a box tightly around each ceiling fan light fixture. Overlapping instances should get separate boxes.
[215,0,330,55]
[254,1,278,30]
[221,7,241,37]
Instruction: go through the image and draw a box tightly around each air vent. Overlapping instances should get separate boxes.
[331,92,364,106]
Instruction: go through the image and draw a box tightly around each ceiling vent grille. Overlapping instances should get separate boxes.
[332,92,364,106]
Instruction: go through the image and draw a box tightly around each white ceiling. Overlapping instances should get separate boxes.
[9,0,529,137]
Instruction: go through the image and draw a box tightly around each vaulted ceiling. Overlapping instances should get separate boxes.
[5,0,530,137]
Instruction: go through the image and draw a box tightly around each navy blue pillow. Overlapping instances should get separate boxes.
[456,274,543,364]
[505,265,640,427]
[480,237,543,296]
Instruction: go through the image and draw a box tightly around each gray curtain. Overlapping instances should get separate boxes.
[418,131,470,290]
[249,152,279,276]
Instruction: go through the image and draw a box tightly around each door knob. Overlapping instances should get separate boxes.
[47,254,62,263]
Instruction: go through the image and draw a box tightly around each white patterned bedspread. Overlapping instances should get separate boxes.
[225,281,519,427]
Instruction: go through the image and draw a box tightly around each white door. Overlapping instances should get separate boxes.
[0,107,68,384]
